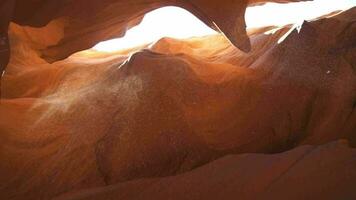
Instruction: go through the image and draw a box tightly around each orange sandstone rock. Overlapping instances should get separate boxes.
[0,2,355,200]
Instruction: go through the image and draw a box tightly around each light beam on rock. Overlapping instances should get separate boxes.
[93,0,355,52]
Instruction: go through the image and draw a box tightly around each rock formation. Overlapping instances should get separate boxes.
[0,0,310,65]
[0,1,355,200]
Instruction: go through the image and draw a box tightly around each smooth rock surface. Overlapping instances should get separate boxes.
[0,3,355,200]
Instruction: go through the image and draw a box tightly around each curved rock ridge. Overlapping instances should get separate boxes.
[0,0,309,65]
[0,5,355,200]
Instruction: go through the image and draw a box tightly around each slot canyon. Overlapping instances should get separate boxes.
[0,0,355,200]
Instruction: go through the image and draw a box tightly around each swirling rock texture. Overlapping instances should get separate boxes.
[0,0,355,200]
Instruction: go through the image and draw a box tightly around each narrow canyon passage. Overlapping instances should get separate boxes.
[0,1,355,200]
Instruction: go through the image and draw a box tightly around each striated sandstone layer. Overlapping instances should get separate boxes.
[0,2,355,200]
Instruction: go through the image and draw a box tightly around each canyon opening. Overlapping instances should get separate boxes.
[93,0,355,52]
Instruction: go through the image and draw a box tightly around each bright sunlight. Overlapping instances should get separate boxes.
[93,0,356,52]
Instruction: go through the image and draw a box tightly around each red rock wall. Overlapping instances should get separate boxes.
[0,1,355,200]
